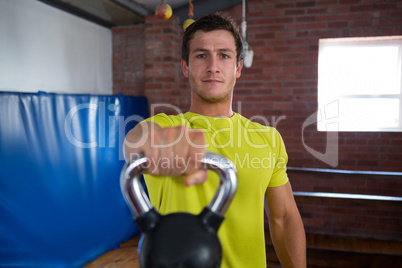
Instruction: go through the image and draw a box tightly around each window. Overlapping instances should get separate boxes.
[317,36,402,132]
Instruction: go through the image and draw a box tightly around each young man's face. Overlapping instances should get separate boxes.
[181,30,243,104]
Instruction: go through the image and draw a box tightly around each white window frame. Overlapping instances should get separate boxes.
[317,36,402,132]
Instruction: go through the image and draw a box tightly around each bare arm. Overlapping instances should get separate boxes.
[265,181,306,267]
[123,121,207,185]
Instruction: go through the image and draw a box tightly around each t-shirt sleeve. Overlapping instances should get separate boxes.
[268,128,289,187]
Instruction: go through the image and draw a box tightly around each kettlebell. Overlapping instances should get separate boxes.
[120,152,238,268]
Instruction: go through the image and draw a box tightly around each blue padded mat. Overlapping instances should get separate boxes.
[0,92,148,267]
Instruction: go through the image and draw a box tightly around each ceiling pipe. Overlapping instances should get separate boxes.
[111,0,150,18]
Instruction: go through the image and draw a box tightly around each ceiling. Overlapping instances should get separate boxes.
[37,0,242,28]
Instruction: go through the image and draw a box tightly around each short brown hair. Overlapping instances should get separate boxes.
[181,12,243,66]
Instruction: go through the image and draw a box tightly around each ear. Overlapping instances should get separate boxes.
[181,58,189,78]
[236,60,243,79]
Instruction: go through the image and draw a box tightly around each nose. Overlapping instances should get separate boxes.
[207,56,219,74]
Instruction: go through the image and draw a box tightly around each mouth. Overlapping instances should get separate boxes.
[203,79,222,83]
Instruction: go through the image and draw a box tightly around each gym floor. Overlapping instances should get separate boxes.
[84,236,141,268]
[84,231,402,268]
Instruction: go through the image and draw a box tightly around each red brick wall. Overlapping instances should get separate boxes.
[143,16,190,114]
[112,24,145,96]
[289,171,402,239]
[113,0,402,240]
[226,0,402,171]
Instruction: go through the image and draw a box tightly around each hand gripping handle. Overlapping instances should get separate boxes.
[120,152,238,217]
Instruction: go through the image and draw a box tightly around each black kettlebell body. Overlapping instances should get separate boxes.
[121,152,237,268]
[137,208,224,268]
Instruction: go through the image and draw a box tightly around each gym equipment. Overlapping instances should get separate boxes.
[155,1,172,20]
[120,152,238,268]
[0,92,148,267]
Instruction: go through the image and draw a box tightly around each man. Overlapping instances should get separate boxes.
[124,12,306,267]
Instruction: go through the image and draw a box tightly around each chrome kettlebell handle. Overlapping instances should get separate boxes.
[120,152,238,217]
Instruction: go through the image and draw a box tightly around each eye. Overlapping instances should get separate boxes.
[196,54,206,59]
[220,54,230,59]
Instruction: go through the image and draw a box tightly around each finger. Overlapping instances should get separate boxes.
[158,127,180,176]
[184,169,208,186]
[184,129,206,175]
[124,121,153,162]
[144,127,160,175]
[171,126,191,177]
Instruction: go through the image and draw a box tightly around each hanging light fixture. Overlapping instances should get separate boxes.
[242,0,254,68]
[155,0,172,20]
[183,0,195,31]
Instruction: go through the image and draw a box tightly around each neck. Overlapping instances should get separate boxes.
[189,88,235,118]
[189,102,233,118]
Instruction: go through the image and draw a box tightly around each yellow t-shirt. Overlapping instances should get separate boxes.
[144,112,289,268]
